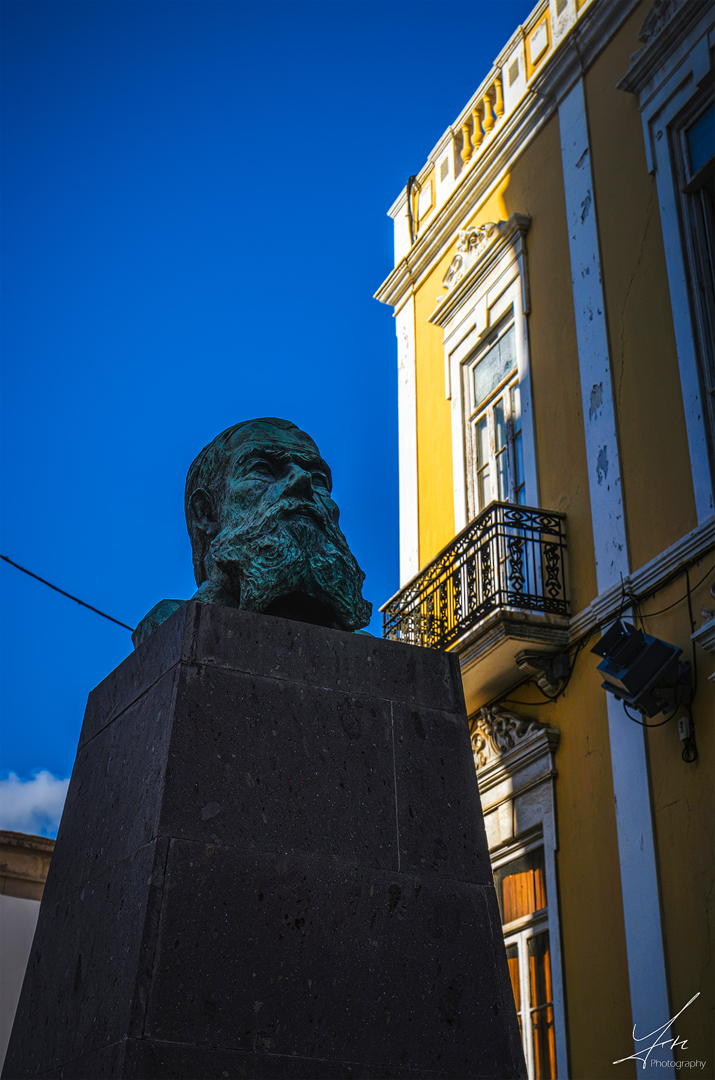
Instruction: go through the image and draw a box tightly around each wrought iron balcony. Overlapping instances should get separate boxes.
[382,502,568,651]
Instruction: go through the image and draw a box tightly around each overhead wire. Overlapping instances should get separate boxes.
[0,554,135,632]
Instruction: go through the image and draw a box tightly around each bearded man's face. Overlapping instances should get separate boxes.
[194,424,372,632]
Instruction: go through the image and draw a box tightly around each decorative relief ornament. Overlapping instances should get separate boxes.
[441,221,500,291]
[456,222,499,254]
[637,0,687,44]
[469,706,544,769]
[441,253,464,290]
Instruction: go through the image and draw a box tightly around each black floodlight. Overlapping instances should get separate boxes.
[591,621,689,717]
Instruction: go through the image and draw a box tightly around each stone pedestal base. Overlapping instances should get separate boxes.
[3,602,525,1079]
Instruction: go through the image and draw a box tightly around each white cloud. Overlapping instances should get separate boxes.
[0,771,70,838]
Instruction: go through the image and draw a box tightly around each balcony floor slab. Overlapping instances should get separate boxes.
[454,610,570,713]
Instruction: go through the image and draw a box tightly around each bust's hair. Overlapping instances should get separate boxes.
[185,417,317,586]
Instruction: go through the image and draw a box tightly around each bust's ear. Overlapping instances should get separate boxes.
[189,488,219,537]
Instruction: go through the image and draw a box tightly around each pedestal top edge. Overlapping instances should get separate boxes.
[80,602,463,750]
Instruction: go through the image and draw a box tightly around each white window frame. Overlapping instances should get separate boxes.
[465,316,526,518]
[493,838,557,1080]
[671,92,715,472]
[428,214,539,535]
[505,919,555,1080]
[617,3,715,521]
[472,708,568,1079]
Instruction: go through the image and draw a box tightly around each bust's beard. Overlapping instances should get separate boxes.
[206,504,372,632]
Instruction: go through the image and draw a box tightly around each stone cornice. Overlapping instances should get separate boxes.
[383,5,549,224]
[617,0,712,97]
[692,613,715,652]
[569,513,715,642]
[0,830,55,853]
[374,94,553,313]
[0,830,54,901]
[530,0,641,105]
[375,0,641,314]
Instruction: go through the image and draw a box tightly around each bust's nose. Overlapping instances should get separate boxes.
[282,464,314,498]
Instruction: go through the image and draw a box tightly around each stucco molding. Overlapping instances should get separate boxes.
[428,214,531,329]
[569,513,715,643]
[470,706,559,774]
[440,222,501,292]
[692,612,715,647]
[638,0,689,45]
[617,0,710,97]
[691,605,715,683]
[528,0,641,108]
[432,214,538,533]
[458,611,570,676]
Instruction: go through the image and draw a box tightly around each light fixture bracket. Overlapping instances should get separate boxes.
[515,650,571,695]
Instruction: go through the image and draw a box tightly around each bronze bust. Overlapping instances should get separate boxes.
[133,418,372,647]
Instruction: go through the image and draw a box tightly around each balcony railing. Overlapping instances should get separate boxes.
[382,502,568,650]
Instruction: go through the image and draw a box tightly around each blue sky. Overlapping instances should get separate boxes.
[0,0,535,833]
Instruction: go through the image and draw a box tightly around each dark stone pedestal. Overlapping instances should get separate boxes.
[4,602,525,1080]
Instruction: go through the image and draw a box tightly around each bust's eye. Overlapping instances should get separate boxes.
[247,460,275,480]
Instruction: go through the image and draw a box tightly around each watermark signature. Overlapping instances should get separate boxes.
[645,1063,706,1070]
[614,992,702,1071]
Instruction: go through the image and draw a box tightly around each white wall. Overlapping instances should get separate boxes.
[0,893,40,1071]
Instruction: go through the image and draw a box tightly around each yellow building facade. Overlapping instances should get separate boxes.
[376,1,714,1077]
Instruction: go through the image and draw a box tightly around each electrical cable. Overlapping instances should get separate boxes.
[596,566,708,755]
[597,560,714,633]
[501,628,597,707]
[682,741,698,763]
[499,560,711,728]
[610,568,701,755]
[622,700,677,727]
[500,694,560,707]
[682,704,699,763]
[682,572,700,763]
[633,561,714,619]
[685,565,698,695]
[599,573,630,632]
[0,554,135,632]
[529,632,592,702]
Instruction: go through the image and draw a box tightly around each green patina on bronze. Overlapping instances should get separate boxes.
[133,418,372,648]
